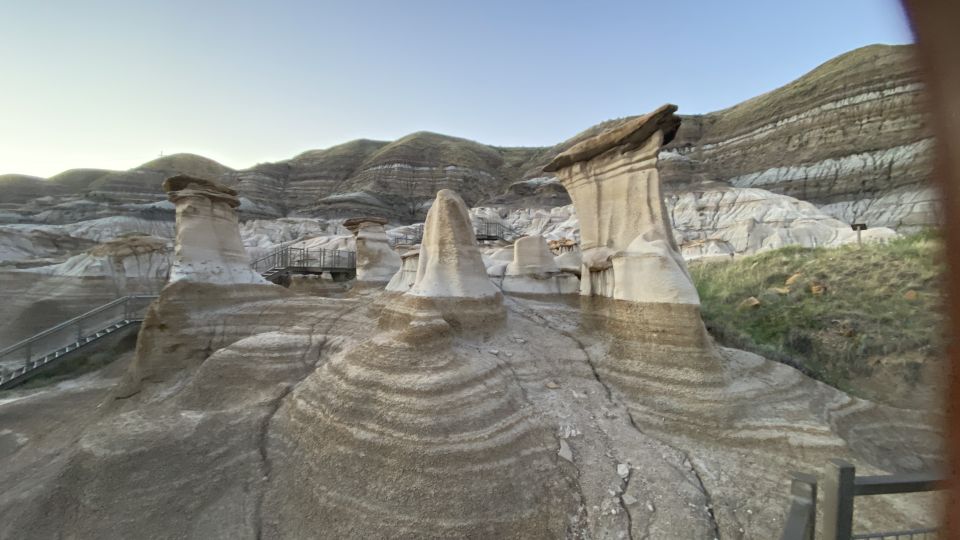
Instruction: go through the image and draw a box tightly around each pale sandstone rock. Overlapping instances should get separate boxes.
[553,246,582,275]
[263,192,573,537]
[499,235,579,295]
[546,105,699,305]
[163,175,266,285]
[25,234,171,283]
[385,247,419,292]
[343,216,401,283]
[407,190,499,299]
[506,235,559,275]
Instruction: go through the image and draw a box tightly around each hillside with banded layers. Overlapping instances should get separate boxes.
[661,44,933,229]
[0,45,934,254]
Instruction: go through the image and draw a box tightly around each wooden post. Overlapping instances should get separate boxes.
[822,459,856,540]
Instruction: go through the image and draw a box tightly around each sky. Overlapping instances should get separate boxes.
[0,0,914,178]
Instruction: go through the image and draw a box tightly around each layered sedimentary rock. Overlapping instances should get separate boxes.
[668,186,898,258]
[546,104,700,304]
[342,216,401,283]
[163,175,267,285]
[498,235,579,294]
[263,189,575,538]
[25,234,171,290]
[660,44,933,229]
[480,185,900,261]
[1,46,932,232]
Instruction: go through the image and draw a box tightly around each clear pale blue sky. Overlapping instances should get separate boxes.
[0,0,913,177]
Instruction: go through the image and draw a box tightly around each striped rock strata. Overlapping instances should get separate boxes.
[661,44,934,229]
[262,189,576,537]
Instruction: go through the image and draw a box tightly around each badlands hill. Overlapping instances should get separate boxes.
[0,44,932,231]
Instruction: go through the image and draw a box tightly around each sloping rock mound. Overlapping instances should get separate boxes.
[669,186,898,257]
[263,312,578,537]
[263,190,575,537]
[25,234,171,289]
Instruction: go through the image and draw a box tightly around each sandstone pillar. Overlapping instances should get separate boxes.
[342,216,401,283]
[163,175,266,285]
[544,104,698,305]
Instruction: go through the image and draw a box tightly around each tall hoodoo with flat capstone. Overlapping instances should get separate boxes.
[544,104,698,305]
[343,216,401,283]
[163,174,267,285]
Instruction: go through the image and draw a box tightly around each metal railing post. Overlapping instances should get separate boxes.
[822,459,856,540]
[24,342,31,364]
[781,472,818,540]
[76,321,83,341]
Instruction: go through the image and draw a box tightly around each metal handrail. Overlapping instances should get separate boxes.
[785,460,947,540]
[473,220,519,242]
[853,471,947,496]
[251,246,356,274]
[0,295,156,358]
[0,295,158,387]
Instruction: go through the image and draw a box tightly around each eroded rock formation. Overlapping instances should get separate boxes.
[408,190,500,299]
[546,104,700,305]
[342,216,401,283]
[163,175,267,285]
[263,190,575,537]
[499,235,579,294]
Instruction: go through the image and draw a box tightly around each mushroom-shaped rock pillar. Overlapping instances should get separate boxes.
[163,175,267,285]
[343,216,401,283]
[543,104,699,305]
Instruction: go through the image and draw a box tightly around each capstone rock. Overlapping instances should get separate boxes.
[163,175,267,285]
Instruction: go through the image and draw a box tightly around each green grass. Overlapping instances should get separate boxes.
[691,231,945,396]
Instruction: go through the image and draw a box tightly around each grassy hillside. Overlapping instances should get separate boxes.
[691,232,945,408]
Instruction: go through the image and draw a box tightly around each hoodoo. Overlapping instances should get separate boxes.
[500,234,579,294]
[342,216,401,283]
[264,189,576,537]
[545,104,698,305]
[163,175,267,285]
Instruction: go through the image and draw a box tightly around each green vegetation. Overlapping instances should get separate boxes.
[691,231,944,397]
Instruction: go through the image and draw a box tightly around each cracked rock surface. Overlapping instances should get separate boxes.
[0,286,942,539]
